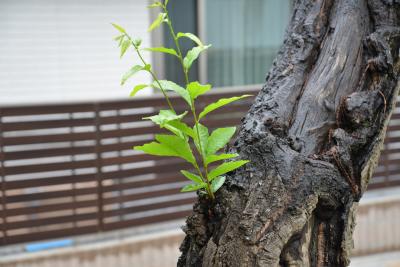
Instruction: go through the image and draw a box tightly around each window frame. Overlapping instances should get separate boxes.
[197,0,264,91]
[150,0,288,92]
[149,2,166,84]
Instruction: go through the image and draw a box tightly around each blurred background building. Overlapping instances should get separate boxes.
[0,0,291,104]
[0,1,399,267]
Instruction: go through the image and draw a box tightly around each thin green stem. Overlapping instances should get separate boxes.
[163,4,214,200]
[136,48,175,112]
[193,162,213,199]
[192,105,215,200]
[124,34,175,113]
[163,7,189,85]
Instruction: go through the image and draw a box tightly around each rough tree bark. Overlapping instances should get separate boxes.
[178,0,400,266]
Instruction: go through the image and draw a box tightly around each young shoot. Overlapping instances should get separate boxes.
[112,0,250,200]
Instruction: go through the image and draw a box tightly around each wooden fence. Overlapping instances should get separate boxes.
[0,88,399,246]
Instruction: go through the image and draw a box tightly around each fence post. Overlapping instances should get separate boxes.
[0,109,8,245]
[69,112,78,229]
[383,137,389,188]
[94,104,104,231]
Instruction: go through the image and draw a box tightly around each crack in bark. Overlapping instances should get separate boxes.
[316,223,326,267]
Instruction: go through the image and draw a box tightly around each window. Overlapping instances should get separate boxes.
[163,0,198,85]
[154,0,293,88]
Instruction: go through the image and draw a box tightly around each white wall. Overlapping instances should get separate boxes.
[0,229,184,267]
[0,0,152,105]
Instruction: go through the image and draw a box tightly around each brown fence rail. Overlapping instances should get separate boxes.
[0,88,398,246]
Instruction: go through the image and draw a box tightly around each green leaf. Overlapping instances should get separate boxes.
[144,64,152,71]
[187,82,211,101]
[164,0,169,6]
[133,39,142,47]
[143,110,187,127]
[177,32,204,47]
[163,120,194,139]
[181,170,203,184]
[163,124,185,139]
[142,111,185,138]
[148,1,162,8]
[135,134,196,165]
[130,84,148,97]
[111,23,126,34]
[205,153,239,165]
[121,65,144,85]
[206,127,236,155]
[155,134,196,164]
[145,47,178,57]
[181,182,206,192]
[167,120,195,138]
[118,36,124,47]
[183,45,211,71]
[148,13,166,32]
[211,176,226,193]
[134,142,179,157]
[120,39,131,58]
[208,160,249,181]
[153,80,192,107]
[114,35,124,41]
[193,123,208,156]
[199,95,252,120]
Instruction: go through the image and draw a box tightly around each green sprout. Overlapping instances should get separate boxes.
[112,0,250,200]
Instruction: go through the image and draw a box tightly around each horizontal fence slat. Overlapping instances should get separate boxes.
[4,225,99,245]
[376,158,400,166]
[384,136,400,144]
[5,199,98,217]
[373,168,400,177]
[380,147,400,155]
[4,173,97,190]
[101,154,156,166]
[3,159,97,175]
[368,179,400,189]
[387,124,400,131]
[2,117,95,132]
[6,212,98,230]
[101,161,190,180]
[103,209,191,231]
[3,146,95,161]
[99,138,154,153]
[2,187,97,203]
[99,126,161,139]
[98,113,153,125]
[102,172,186,192]
[0,104,95,116]
[390,113,400,119]
[102,187,184,205]
[3,132,97,146]
[103,197,195,218]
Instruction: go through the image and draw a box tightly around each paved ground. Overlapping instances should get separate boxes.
[350,251,400,267]
[1,187,399,266]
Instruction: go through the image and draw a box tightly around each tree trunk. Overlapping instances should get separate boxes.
[178,0,400,266]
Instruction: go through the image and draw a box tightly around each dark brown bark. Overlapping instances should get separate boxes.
[178,0,400,266]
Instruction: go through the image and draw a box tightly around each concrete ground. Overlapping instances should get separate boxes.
[350,251,400,267]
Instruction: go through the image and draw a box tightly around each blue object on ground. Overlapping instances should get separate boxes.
[25,239,73,252]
